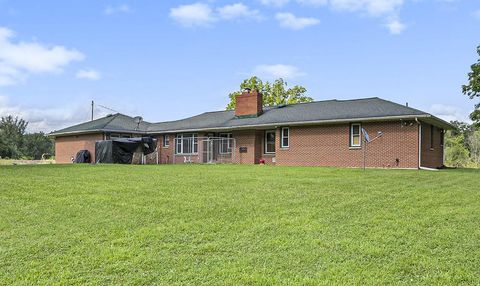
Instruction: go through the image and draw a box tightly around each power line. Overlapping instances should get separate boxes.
[97,104,120,114]
[91,101,121,121]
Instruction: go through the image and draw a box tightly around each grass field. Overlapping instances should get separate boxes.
[1,164,479,285]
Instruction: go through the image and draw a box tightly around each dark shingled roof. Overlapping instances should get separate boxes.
[50,97,452,136]
[50,113,152,135]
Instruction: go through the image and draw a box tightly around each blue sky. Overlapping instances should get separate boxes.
[0,0,479,132]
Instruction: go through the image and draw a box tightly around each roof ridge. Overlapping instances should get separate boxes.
[179,97,380,116]
[374,97,428,115]
[101,113,122,129]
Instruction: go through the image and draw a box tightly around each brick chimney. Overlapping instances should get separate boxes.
[235,89,263,118]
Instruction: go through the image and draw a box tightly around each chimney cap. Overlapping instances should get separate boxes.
[243,88,252,93]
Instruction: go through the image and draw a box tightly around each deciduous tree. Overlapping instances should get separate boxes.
[0,116,27,159]
[226,76,313,110]
[462,45,480,125]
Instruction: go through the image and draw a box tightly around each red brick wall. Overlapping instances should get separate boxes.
[55,133,104,163]
[155,121,422,168]
[158,134,174,164]
[273,122,419,168]
[56,120,442,169]
[420,123,444,168]
[233,130,258,164]
[235,91,263,117]
[157,133,206,164]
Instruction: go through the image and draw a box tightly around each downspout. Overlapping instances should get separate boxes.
[415,118,422,169]
[442,130,446,167]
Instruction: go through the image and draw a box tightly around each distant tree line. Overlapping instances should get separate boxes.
[0,116,54,160]
[445,121,480,168]
[446,44,480,168]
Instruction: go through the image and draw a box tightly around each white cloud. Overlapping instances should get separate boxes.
[259,0,290,7]
[217,3,261,20]
[104,4,132,15]
[297,0,328,6]
[260,0,403,14]
[169,3,216,27]
[170,3,262,27]
[253,64,306,79]
[329,0,404,16]
[385,18,406,34]
[0,95,110,133]
[430,104,471,123]
[76,69,101,81]
[473,10,480,19]
[328,0,405,33]
[275,12,320,30]
[171,1,406,33]
[0,27,84,86]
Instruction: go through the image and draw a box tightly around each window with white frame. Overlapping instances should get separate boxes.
[350,124,361,147]
[163,135,169,147]
[281,127,289,148]
[219,133,233,154]
[175,133,198,154]
[265,130,276,154]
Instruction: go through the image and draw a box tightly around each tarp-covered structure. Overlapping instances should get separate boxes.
[95,137,157,164]
[75,150,91,163]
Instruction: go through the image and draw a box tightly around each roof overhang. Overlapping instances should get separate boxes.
[49,129,148,138]
[148,114,454,134]
[50,114,454,138]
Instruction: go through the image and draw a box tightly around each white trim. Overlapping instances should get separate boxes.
[350,123,361,147]
[265,130,276,154]
[281,127,289,148]
[419,166,439,171]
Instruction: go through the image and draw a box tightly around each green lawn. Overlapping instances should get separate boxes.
[1,165,479,285]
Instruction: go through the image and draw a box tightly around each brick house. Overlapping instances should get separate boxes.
[50,90,452,169]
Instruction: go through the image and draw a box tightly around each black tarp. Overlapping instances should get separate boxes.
[95,141,113,163]
[95,137,157,164]
[75,150,91,163]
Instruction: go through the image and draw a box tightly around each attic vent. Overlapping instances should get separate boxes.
[106,114,114,117]
[277,104,287,108]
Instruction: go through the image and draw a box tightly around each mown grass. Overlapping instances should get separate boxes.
[0,164,479,285]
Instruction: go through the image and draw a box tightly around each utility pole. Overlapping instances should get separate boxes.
[91,100,94,121]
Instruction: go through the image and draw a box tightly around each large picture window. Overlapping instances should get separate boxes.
[219,133,233,154]
[281,127,289,148]
[350,124,361,147]
[175,133,198,154]
[265,130,276,154]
